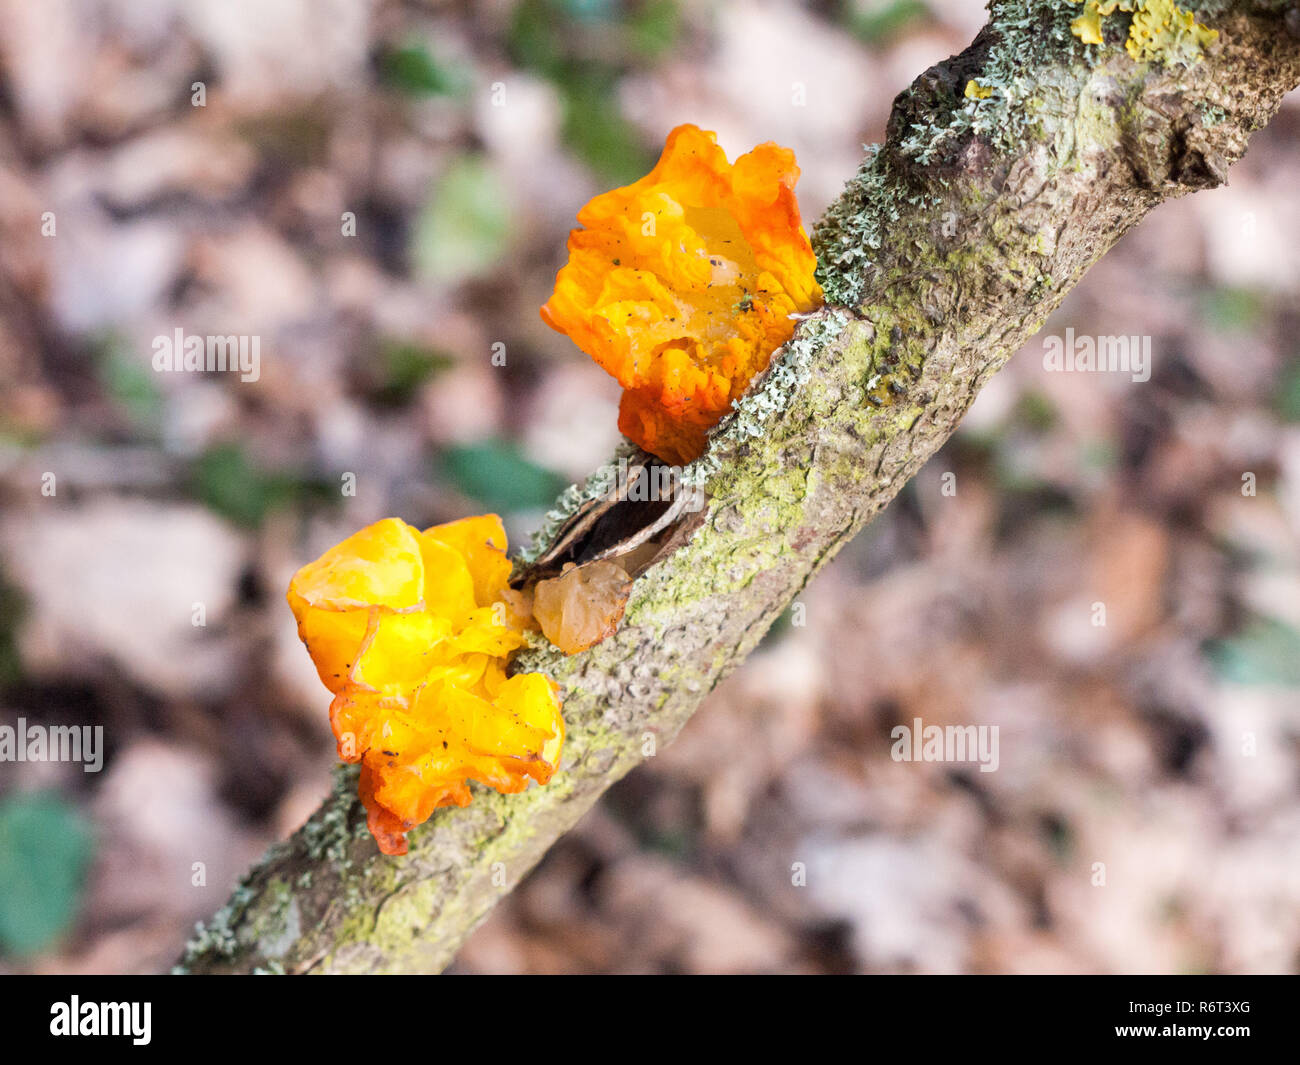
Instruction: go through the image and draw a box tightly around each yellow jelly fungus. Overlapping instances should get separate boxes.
[541,123,823,465]
[287,515,563,855]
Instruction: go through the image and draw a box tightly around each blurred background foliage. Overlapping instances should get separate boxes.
[0,0,1297,974]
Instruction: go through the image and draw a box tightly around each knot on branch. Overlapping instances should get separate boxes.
[882,27,997,180]
[1120,91,1230,190]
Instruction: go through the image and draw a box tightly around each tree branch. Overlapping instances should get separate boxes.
[179,1,1300,974]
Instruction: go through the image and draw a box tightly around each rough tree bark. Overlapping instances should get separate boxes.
[180,1,1300,974]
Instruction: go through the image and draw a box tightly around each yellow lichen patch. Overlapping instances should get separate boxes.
[1072,3,1105,44]
[287,516,563,856]
[532,560,632,655]
[1070,0,1217,64]
[540,123,823,465]
[964,79,994,100]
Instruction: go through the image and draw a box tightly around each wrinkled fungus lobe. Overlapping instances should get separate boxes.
[287,516,563,855]
[541,123,823,465]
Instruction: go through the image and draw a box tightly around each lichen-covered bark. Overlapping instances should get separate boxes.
[180,1,1300,974]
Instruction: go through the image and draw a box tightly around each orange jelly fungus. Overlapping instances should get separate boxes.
[540,123,823,465]
[287,516,564,855]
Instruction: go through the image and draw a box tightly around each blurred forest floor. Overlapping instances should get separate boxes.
[0,0,1297,974]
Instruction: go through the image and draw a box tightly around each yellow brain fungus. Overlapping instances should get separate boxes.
[532,560,632,655]
[287,515,563,855]
[540,123,823,465]
[1070,0,1218,64]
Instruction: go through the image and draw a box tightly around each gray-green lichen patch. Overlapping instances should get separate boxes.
[813,3,1084,309]
[301,763,366,864]
[260,881,301,959]
[174,881,254,972]
[1197,99,1229,125]
[680,309,849,490]
[515,441,639,566]
[173,763,382,971]
[812,147,903,309]
[895,1,1086,160]
[1183,0,1233,15]
[299,765,601,973]
[813,0,1239,309]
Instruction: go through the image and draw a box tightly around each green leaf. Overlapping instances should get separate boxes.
[1206,616,1300,686]
[1199,286,1266,334]
[189,443,298,529]
[628,0,682,59]
[379,42,469,97]
[508,0,565,76]
[440,440,568,513]
[370,341,454,408]
[1080,437,1118,474]
[1014,391,1059,433]
[0,793,93,957]
[506,0,666,184]
[1275,361,1300,424]
[413,156,511,284]
[559,72,654,187]
[844,0,930,45]
[94,333,163,435]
